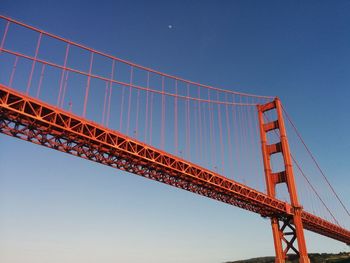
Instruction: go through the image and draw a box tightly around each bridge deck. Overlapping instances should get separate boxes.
[0,84,349,245]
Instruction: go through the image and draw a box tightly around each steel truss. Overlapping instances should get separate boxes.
[0,84,349,252]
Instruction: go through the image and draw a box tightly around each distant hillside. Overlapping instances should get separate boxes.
[226,252,350,263]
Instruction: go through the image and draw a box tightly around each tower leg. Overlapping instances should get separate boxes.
[271,218,285,263]
[293,208,309,263]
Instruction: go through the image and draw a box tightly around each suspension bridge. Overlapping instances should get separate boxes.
[0,15,349,263]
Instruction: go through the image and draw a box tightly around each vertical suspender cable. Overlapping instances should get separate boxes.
[61,71,69,108]
[36,63,45,98]
[0,21,10,54]
[208,89,215,169]
[217,91,225,174]
[83,52,94,117]
[186,84,190,158]
[225,93,234,178]
[161,76,165,149]
[26,32,42,94]
[120,86,125,131]
[106,59,115,127]
[150,92,154,145]
[197,86,203,160]
[174,80,178,154]
[57,43,70,106]
[8,56,18,87]
[102,81,108,125]
[135,86,140,138]
[126,66,134,135]
[145,72,150,143]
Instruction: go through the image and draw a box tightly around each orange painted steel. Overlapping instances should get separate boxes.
[1,84,350,249]
[258,99,309,262]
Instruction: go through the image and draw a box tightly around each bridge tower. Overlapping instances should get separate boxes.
[257,98,310,263]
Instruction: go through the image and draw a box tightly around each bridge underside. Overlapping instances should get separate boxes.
[0,84,349,245]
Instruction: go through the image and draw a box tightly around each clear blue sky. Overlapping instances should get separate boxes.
[1,1,350,262]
